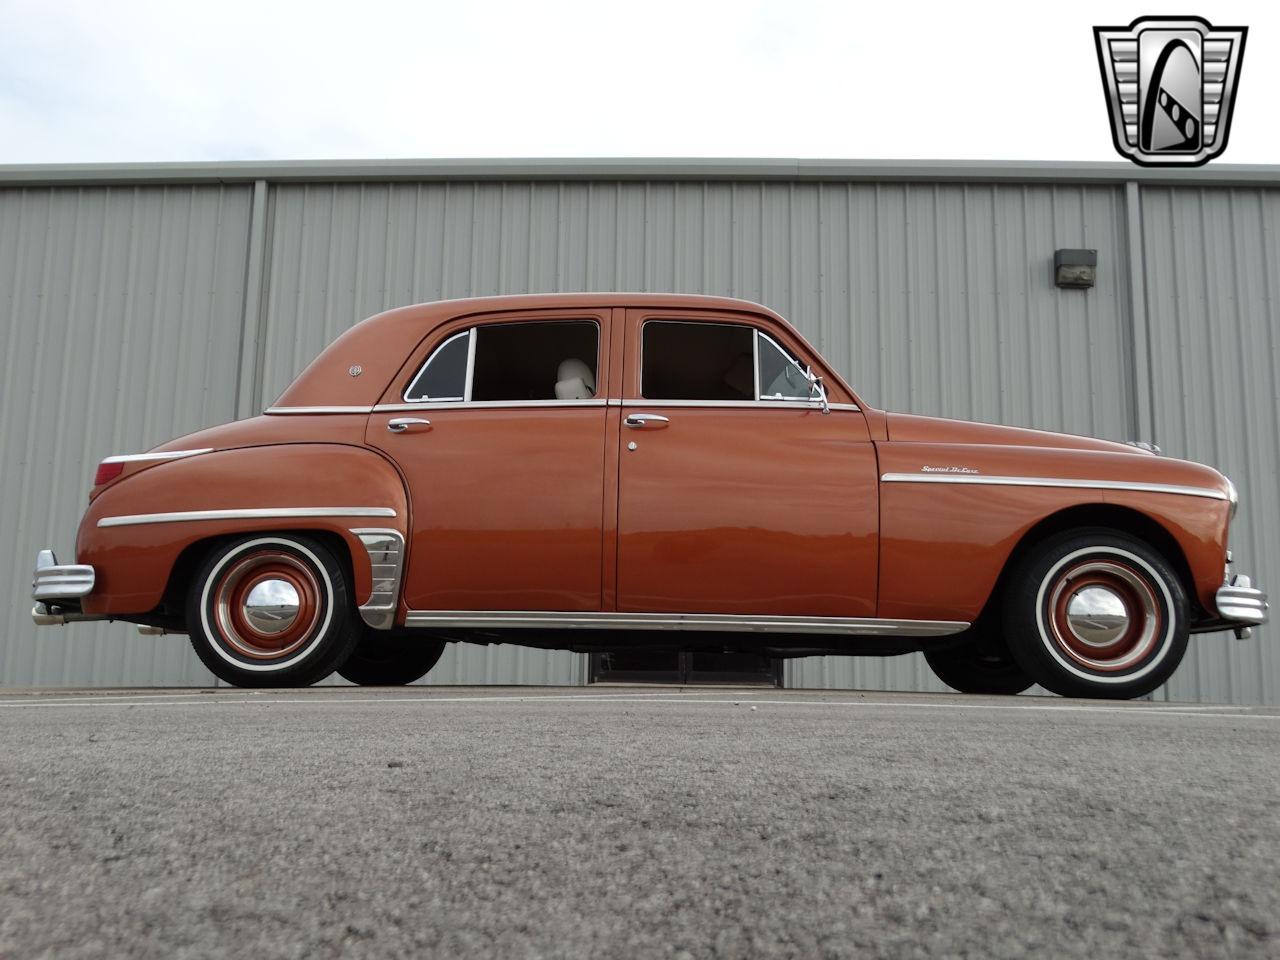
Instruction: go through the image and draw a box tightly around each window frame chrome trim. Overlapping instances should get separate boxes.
[101,448,214,464]
[752,327,761,400]
[268,399,859,414]
[615,398,859,412]
[373,399,609,412]
[402,609,968,637]
[462,327,477,402]
[879,472,1228,501]
[97,506,397,528]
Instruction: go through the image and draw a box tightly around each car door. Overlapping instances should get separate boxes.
[369,309,613,612]
[615,308,878,618]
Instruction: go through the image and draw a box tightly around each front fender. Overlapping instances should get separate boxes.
[876,442,1232,621]
[76,443,409,621]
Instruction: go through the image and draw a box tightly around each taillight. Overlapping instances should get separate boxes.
[94,461,124,486]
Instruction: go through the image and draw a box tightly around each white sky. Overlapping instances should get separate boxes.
[0,0,1275,164]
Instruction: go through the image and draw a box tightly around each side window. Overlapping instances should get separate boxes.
[640,321,813,403]
[641,321,755,401]
[404,329,469,402]
[404,320,598,403]
[756,333,811,401]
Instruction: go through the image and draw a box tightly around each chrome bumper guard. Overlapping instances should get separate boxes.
[31,549,96,627]
[1216,574,1268,639]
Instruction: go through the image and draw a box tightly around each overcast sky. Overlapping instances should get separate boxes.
[0,0,1275,165]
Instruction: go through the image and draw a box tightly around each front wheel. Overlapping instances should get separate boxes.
[1003,529,1189,700]
[187,534,361,688]
[338,635,447,686]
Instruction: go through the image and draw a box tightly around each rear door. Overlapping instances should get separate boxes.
[369,309,613,612]
[614,309,879,617]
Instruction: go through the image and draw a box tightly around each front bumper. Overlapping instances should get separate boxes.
[1215,574,1268,637]
[31,549,97,626]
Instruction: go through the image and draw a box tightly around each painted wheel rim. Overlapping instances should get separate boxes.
[1045,559,1162,672]
[212,551,323,660]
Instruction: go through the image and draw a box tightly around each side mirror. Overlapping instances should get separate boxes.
[805,366,830,415]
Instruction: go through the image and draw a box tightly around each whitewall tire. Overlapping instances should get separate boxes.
[1003,529,1189,700]
[186,535,361,688]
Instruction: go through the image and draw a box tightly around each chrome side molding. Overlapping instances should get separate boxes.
[101,448,213,464]
[403,610,969,637]
[265,399,863,414]
[97,506,397,528]
[264,405,376,415]
[880,473,1228,501]
[351,528,406,630]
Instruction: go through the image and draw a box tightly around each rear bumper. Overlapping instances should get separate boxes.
[31,549,100,626]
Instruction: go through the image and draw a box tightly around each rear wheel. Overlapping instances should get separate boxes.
[186,535,361,688]
[925,631,1034,695]
[338,634,447,686]
[1003,529,1189,700]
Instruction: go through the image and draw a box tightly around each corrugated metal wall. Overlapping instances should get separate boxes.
[1,185,252,686]
[1137,187,1280,705]
[0,170,1273,701]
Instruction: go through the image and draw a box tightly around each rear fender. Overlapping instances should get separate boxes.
[75,443,410,625]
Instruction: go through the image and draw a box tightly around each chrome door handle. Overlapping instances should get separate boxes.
[624,413,670,429]
[387,417,431,434]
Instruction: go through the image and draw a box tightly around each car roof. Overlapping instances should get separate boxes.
[272,293,796,409]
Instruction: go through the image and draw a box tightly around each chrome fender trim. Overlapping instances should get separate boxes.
[101,448,213,464]
[880,473,1228,501]
[351,528,405,630]
[97,507,397,528]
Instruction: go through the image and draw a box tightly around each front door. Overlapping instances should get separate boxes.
[615,310,879,618]
[370,310,611,611]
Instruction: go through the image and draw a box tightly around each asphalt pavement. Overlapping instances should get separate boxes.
[2,686,1278,959]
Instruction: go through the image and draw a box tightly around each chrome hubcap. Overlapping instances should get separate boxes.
[242,578,301,635]
[1065,584,1130,647]
[1046,557,1163,672]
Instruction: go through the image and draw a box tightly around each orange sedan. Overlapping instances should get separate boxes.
[32,294,1268,697]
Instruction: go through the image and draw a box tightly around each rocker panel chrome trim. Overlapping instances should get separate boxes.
[403,610,968,637]
[879,473,1228,500]
[98,507,397,528]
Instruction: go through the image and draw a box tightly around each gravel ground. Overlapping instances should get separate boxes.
[1,686,1278,959]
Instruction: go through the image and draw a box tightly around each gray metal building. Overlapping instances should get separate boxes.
[1,158,1275,702]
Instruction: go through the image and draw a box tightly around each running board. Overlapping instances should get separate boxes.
[403,610,969,637]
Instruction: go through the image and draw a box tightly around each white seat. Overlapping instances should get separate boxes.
[555,358,596,400]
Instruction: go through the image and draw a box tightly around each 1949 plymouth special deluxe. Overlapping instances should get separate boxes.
[32,294,1267,698]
